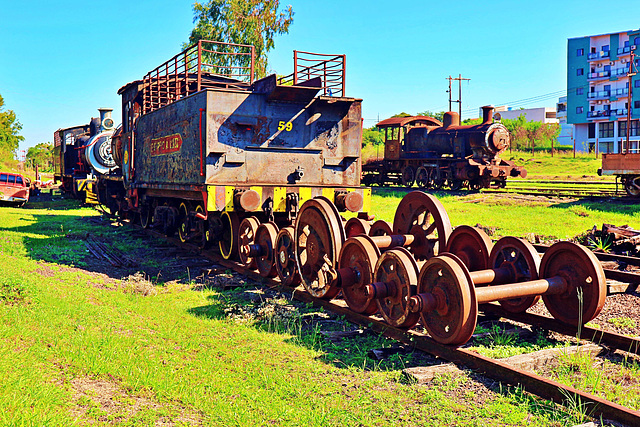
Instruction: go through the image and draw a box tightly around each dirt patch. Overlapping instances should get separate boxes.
[70,377,202,426]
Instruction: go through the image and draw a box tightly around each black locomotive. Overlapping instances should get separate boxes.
[362,106,527,190]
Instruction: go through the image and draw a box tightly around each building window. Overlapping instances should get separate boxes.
[602,45,610,52]
[635,36,640,45]
[600,142,614,153]
[577,48,584,56]
[588,123,596,139]
[599,121,614,138]
[576,87,584,95]
[577,68,584,76]
[577,106,583,114]
[635,80,640,88]
[635,101,640,109]
[618,121,639,137]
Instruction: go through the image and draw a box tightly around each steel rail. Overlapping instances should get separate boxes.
[141,227,640,425]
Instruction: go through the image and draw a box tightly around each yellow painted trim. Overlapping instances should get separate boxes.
[298,187,312,206]
[273,187,286,212]
[207,186,216,211]
[225,186,234,212]
[362,188,371,213]
[322,187,334,202]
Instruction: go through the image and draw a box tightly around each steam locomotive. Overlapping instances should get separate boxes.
[362,106,527,190]
[53,109,117,201]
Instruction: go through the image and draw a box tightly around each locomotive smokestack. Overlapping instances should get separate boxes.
[482,106,494,124]
[443,112,460,127]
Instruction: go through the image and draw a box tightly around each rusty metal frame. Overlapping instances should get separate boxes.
[278,50,346,96]
[141,40,255,114]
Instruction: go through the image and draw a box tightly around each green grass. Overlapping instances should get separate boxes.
[369,190,640,239]
[0,199,591,426]
[504,150,610,181]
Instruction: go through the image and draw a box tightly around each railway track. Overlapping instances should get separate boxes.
[370,179,628,199]
[132,223,640,426]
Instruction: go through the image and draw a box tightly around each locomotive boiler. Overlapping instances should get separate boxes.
[362,106,526,190]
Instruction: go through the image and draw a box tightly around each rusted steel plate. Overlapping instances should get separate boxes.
[601,153,640,175]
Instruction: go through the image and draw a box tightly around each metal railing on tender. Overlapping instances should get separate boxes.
[277,51,346,97]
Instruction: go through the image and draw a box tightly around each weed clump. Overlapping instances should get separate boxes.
[120,272,157,296]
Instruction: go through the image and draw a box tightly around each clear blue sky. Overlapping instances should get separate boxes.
[1,0,638,155]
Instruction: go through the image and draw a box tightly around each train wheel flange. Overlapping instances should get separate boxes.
[238,216,260,268]
[540,242,606,326]
[140,203,153,229]
[488,237,540,313]
[445,225,493,271]
[415,166,431,188]
[372,247,420,328]
[345,217,371,238]
[339,235,380,315]
[402,166,416,187]
[392,191,452,261]
[255,222,279,278]
[219,211,240,260]
[295,198,345,299]
[275,226,301,287]
[417,254,477,345]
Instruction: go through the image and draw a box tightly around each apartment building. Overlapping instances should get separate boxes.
[567,29,640,154]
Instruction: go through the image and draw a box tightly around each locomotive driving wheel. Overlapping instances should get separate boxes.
[194,205,209,249]
[373,248,420,328]
[445,225,493,272]
[488,237,541,313]
[401,166,415,187]
[624,176,640,197]
[295,198,345,299]
[392,191,452,261]
[219,211,240,260]
[339,236,380,314]
[417,254,477,346]
[275,226,301,287]
[415,166,431,189]
[140,202,153,229]
[540,242,606,326]
[255,222,279,278]
[238,217,261,268]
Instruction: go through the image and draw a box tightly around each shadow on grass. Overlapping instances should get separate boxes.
[0,198,218,285]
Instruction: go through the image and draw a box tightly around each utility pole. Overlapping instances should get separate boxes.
[446,74,470,120]
[626,48,636,153]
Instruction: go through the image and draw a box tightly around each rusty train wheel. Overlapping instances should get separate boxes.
[392,191,452,261]
[418,254,477,346]
[369,220,393,237]
[238,216,260,268]
[194,205,209,249]
[415,166,431,188]
[402,166,415,187]
[540,242,606,326]
[219,211,240,260]
[140,202,153,229]
[275,226,300,287]
[445,225,493,272]
[489,237,540,313]
[339,236,380,315]
[345,217,371,238]
[295,198,345,299]
[373,248,420,328]
[178,202,190,243]
[255,222,279,278]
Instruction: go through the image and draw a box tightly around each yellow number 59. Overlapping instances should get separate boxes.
[278,121,293,131]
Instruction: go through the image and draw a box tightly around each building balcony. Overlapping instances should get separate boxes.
[587,70,611,80]
[587,90,610,100]
[614,67,630,77]
[587,110,611,119]
[612,108,634,117]
[612,87,629,97]
[588,50,610,61]
[618,46,633,56]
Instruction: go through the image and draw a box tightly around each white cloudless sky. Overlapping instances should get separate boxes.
[1,0,638,153]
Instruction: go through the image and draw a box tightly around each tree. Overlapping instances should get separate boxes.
[26,142,52,172]
[416,110,445,122]
[0,94,24,164]
[187,0,294,79]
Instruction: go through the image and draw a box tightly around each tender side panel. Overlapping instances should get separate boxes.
[601,153,640,175]
[133,91,207,186]
[205,90,362,187]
